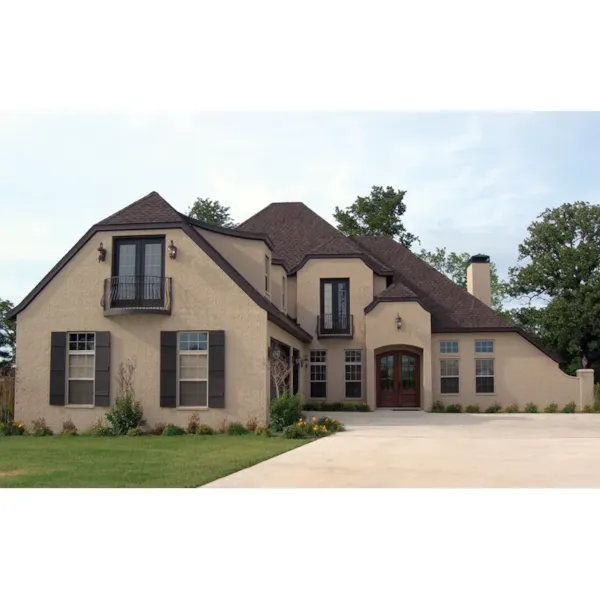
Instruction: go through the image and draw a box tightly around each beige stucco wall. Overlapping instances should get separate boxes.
[297,258,374,402]
[373,274,387,296]
[287,276,298,320]
[270,265,287,313]
[14,228,270,432]
[200,228,271,298]
[365,301,433,410]
[431,332,587,410]
[466,262,491,306]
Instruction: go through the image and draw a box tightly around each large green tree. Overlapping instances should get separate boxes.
[418,247,507,312]
[187,197,235,227]
[507,201,600,372]
[334,185,419,247]
[0,299,16,369]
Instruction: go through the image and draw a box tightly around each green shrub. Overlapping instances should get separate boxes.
[465,404,480,413]
[583,405,595,413]
[430,400,445,413]
[196,424,215,435]
[544,403,558,413]
[485,402,502,413]
[126,427,145,436]
[283,416,345,439]
[269,392,303,432]
[505,404,520,413]
[316,416,345,432]
[31,417,53,436]
[562,401,577,414]
[227,422,247,436]
[594,383,600,412]
[303,402,320,411]
[302,401,370,412]
[0,420,25,436]
[245,417,258,432]
[61,418,78,436]
[85,417,113,437]
[185,413,201,434]
[106,395,145,435]
[445,403,462,413]
[148,422,166,436]
[524,403,538,413]
[162,424,186,436]
[255,426,271,437]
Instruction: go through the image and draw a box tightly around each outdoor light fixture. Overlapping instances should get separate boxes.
[582,355,589,368]
[97,242,106,262]
[395,314,402,330]
[168,240,177,260]
[294,355,309,368]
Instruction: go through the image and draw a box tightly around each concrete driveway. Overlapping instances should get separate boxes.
[205,411,600,488]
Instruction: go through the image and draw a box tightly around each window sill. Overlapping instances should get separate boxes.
[476,393,496,396]
[440,393,461,397]
[175,406,209,411]
[65,404,96,409]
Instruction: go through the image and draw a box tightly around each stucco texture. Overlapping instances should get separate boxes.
[14,228,269,432]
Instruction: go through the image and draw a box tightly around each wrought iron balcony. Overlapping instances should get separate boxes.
[101,276,172,316]
[317,313,354,339]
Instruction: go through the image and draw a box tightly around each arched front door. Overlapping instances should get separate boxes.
[376,351,420,408]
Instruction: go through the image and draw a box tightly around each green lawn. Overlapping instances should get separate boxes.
[0,435,308,488]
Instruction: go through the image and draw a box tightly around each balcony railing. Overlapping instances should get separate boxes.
[101,276,172,316]
[317,313,354,339]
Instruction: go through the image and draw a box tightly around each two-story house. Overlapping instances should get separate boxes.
[7,192,594,430]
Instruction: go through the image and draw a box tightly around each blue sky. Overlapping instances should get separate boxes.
[2,112,599,305]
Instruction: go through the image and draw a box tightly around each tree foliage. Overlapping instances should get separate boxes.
[334,185,419,247]
[187,197,235,228]
[418,247,507,312]
[507,201,600,371]
[0,298,16,368]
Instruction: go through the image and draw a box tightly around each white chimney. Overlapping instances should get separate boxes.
[467,254,491,306]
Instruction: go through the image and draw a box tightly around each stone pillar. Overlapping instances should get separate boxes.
[577,369,595,410]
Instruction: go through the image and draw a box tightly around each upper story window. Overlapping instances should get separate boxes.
[475,340,494,353]
[282,275,287,311]
[440,340,459,354]
[112,237,165,308]
[320,278,350,334]
[265,255,271,296]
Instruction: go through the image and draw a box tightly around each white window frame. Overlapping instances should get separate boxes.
[439,340,459,354]
[440,358,460,395]
[475,339,494,354]
[344,350,362,399]
[66,332,96,407]
[177,331,209,408]
[282,275,287,311]
[475,358,495,394]
[309,350,327,399]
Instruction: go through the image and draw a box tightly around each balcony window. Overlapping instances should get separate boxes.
[318,278,351,337]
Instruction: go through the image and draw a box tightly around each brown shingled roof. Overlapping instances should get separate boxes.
[98,191,184,225]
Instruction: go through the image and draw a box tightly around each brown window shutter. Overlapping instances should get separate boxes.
[49,332,66,406]
[160,331,177,408]
[95,332,111,407]
[208,330,225,408]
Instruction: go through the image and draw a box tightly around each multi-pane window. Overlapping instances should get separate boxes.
[345,350,362,398]
[440,341,459,354]
[440,358,459,394]
[475,340,494,353]
[265,255,271,295]
[310,350,327,398]
[67,332,95,405]
[476,359,495,393]
[178,332,209,407]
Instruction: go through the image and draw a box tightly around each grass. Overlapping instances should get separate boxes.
[0,435,308,488]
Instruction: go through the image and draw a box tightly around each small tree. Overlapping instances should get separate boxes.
[105,358,145,435]
[0,298,16,368]
[187,197,236,227]
[270,352,291,398]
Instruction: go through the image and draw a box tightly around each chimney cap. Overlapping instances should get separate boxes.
[469,253,490,264]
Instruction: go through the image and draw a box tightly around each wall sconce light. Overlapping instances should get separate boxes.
[97,242,106,262]
[168,240,177,260]
[582,355,589,368]
[294,355,309,368]
[395,314,402,330]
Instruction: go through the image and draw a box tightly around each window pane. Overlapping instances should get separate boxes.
[345,364,361,381]
[310,381,326,398]
[68,354,94,379]
[441,377,459,394]
[476,377,495,394]
[440,341,459,354]
[179,354,208,380]
[310,350,326,363]
[310,365,326,381]
[345,350,362,363]
[68,380,94,405]
[179,381,208,407]
[475,340,494,353]
[401,355,416,389]
[440,359,459,377]
[476,359,494,376]
[346,381,361,398]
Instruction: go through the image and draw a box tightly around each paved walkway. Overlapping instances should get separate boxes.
[205,411,600,488]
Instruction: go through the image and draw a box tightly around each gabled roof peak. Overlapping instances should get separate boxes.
[97,191,184,226]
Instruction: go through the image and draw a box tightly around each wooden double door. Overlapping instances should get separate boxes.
[376,351,421,408]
